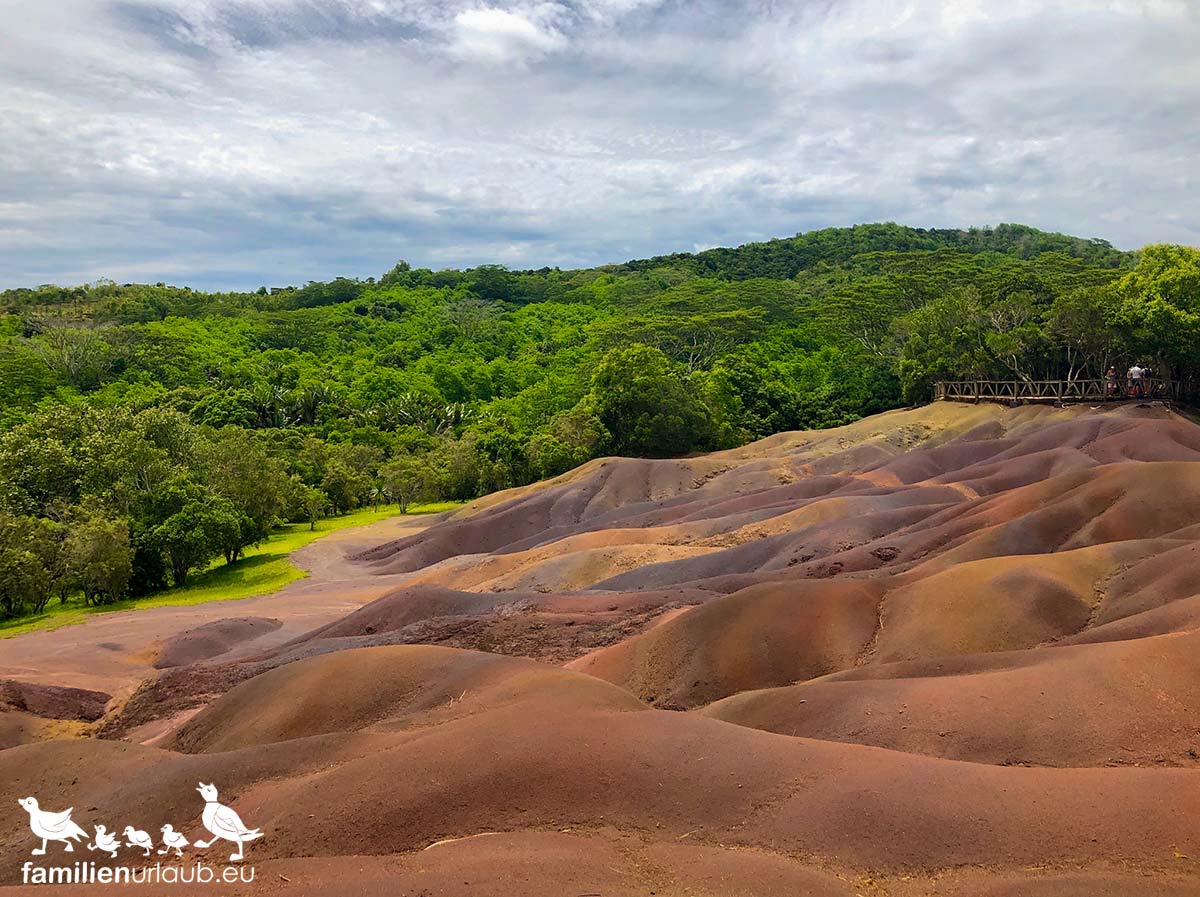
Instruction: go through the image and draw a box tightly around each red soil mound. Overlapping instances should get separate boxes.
[2,839,1194,897]
[6,403,1200,894]
[0,678,109,721]
[295,584,518,639]
[170,645,643,753]
[569,579,883,707]
[152,617,282,669]
[4,654,1199,882]
[231,833,859,897]
[869,543,1153,662]
[703,628,1200,767]
[1089,540,1200,623]
[357,406,1200,603]
[94,585,715,740]
[1066,593,1200,645]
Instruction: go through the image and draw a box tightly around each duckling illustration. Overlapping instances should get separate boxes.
[158,824,189,857]
[193,783,262,862]
[123,826,154,857]
[87,825,120,858]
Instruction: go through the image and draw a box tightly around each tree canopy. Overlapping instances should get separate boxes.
[1,222,1195,620]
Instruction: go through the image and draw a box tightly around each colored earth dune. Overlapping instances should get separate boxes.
[3,401,1200,896]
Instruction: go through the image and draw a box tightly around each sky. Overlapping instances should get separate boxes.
[0,0,1197,291]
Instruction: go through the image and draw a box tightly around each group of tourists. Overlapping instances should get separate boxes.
[1106,363,1156,398]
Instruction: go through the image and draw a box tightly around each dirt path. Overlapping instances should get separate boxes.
[0,512,447,696]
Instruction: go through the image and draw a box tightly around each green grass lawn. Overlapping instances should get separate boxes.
[0,501,460,639]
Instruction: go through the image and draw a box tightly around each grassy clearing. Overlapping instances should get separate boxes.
[0,501,460,638]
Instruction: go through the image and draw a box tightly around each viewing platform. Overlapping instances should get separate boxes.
[933,378,1185,404]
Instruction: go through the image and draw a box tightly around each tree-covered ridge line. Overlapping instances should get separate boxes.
[1,222,1197,621]
[1,222,1130,317]
[618,222,1131,279]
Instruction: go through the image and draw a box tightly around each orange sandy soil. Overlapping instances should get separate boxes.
[3,401,1200,895]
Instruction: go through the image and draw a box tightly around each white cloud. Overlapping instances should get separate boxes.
[0,0,1196,289]
[451,6,566,63]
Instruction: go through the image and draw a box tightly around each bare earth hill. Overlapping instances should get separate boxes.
[3,402,1200,896]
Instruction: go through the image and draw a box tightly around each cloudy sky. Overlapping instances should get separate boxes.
[1,0,1197,290]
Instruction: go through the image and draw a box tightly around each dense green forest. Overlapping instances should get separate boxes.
[2,222,1198,619]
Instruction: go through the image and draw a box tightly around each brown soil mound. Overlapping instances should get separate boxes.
[6,403,1200,894]
[289,583,713,648]
[0,678,109,721]
[703,628,1200,767]
[96,586,713,739]
[1,839,1195,897]
[0,711,89,750]
[568,579,883,708]
[225,833,860,897]
[152,617,282,669]
[3,657,1200,882]
[870,543,1152,662]
[170,645,643,753]
[295,584,519,640]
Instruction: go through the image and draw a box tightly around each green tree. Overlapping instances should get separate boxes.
[428,437,483,500]
[896,288,991,402]
[466,265,522,303]
[1046,288,1123,383]
[982,291,1049,382]
[381,457,440,513]
[65,516,133,605]
[301,487,330,530]
[443,294,499,341]
[596,309,767,372]
[548,402,608,459]
[152,500,241,586]
[0,513,61,617]
[590,345,713,456]
[29,323,123,390]
[321,462,367,516]
[525,434,580,479]
[200,430,286,562]
[1110,245,1200,376]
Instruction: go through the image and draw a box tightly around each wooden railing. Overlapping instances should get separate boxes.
[933,378,1184,404]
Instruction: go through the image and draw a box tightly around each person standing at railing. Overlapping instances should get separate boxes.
[1127,363,1145,397]
[1106,367,1119,398]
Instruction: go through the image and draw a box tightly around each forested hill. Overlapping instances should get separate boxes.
[618,222,1130,278]
[1,222,1197,616]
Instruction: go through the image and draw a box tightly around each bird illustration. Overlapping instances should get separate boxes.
[18,797,87,856]
[123,826,154,857]
[158,824,189,857]
[193,783,262,862]
[87,825,120,858]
